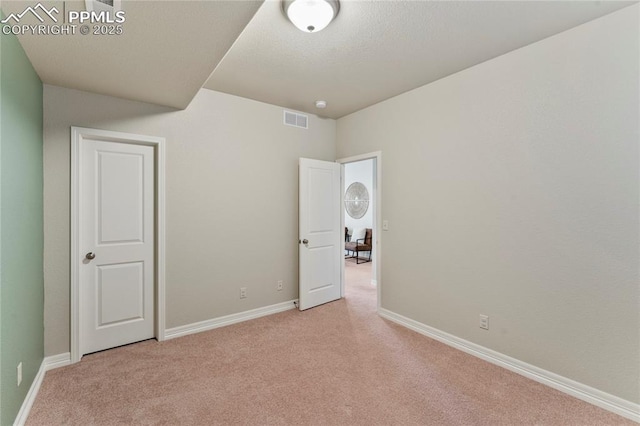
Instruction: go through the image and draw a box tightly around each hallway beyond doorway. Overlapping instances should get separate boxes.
[345,260,374,302]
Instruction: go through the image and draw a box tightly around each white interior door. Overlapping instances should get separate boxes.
[80,139,155,355]
[299,158,341,310]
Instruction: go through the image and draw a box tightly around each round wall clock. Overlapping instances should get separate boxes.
[345,182,369,219]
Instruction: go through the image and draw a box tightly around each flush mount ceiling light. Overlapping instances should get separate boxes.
[282,0,339,33]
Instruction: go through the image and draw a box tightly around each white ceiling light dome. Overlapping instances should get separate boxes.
[283,0,339,33]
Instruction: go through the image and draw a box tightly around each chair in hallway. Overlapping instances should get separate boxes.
[345,228,372,264]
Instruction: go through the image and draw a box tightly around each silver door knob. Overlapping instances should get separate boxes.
[302,239,309,244]
[85,252,96,260]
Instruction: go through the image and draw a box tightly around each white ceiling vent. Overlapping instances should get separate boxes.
[283,110,308,129]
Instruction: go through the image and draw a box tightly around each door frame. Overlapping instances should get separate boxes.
[70,126,166,363]
[337,151,382,311]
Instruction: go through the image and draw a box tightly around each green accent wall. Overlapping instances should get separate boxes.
[0,16,45,426]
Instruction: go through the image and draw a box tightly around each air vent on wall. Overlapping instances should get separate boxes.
[283,110,308,129]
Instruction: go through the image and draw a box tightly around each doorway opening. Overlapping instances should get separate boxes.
[338,152,381,310]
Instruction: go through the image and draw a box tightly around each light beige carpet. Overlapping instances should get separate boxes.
[27,262,631,425]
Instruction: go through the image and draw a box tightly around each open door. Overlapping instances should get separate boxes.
[299,158,341,310]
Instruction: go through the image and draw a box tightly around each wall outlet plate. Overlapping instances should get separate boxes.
[240,287,247,299]
[479,314,489,330]
[17,362,22,386]
[277,280,283,291]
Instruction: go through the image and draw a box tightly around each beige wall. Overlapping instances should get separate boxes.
[337,6,639,403]
[43,87,336,356]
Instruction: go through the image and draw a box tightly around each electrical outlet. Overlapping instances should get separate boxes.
[277,280,283,291]
[17,362,22,387]
[240,287,247,299]
[479,314,489,330]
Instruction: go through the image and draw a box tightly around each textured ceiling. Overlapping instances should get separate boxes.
[204,0,635,118]
[1,1,635,116]
[1,0,263,109]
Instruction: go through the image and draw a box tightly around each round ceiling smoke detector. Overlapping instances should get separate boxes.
[315,100,327,109]
[282,0,340,33]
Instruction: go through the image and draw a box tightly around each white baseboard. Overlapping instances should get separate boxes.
[13,353,72,426]
[378,308,640,423]
[43,352,72,371]
[13,363,45,426]
[165,299,298,340]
